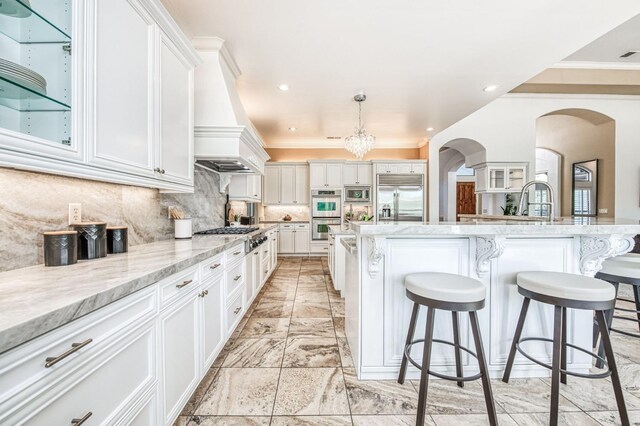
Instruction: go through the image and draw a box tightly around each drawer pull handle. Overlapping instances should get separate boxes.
[45,339,93,368]
[176,279,194,289]
[233,275,242,281]
[263,250,268,253]
[71,412,93,425]
[264,270,268,273]
[234,307,241,314]
[209,263,221,270]
[254,252,259,255]
[199,290,209,298]
[233,251,242,255]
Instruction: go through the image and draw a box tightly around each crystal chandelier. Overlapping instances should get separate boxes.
[345,93,375,160]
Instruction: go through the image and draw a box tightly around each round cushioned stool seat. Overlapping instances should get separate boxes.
[600,259,640,279]
[405,272,486,304]
[517,271,615,302]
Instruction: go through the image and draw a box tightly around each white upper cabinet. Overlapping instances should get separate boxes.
[295,165,309,204]
[263,163,309,205]
[90,0,155,178]
[343,162,373,185]
[309,162,343,188]
[0,0,199,192]
[229,174,262,202]
[474,162,528,193]
[158,32,194,186]
[263,167,281,204]
[374,161,426,175]
[280,166,296,204]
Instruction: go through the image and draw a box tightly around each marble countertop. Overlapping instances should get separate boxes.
[329,224,354,235]
[350,218,640,236]
[0,224,277,354]
[260,220,309,224]
[458,214,546,222]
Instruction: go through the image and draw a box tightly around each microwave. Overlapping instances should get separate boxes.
[344,186,371,203]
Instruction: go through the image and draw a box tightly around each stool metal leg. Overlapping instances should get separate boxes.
[596,282,619,369]
[416,307,435,426]
[452,311,464,388]
[469,311,498,426]
[561,307,568,385]
[550,305,563,426]
[595,310,630,426]
[635,285,640,332]
[503,297,531,383]
[398,302,420,385]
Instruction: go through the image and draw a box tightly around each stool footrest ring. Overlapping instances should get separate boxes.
[404,338,482,382]
[516,337,611,379]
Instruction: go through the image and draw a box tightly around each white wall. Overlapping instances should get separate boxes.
[429,94,640,221]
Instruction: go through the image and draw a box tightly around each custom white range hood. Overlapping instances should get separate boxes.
[193,37,269,175]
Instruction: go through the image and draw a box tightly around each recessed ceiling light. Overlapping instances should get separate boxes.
[278,84,289,91]
[288,127,297,132]
[483,85,499,92]
[426,127,434,132]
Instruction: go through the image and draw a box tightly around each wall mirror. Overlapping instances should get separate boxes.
[572,159,598,216]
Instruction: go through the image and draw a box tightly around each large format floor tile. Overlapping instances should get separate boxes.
[273,367,350,415]
[177,256,640,425]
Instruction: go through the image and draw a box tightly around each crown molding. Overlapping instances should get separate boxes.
[142,0,200,65]
[552,61,640,70]
[504,92,640,101]
[192,36,241,79]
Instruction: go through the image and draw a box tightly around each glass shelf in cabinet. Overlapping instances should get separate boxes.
[0,75,70,112]
[0,0,70,43]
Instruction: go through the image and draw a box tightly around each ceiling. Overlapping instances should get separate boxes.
[564,14,640,64]
[161,0,640,148]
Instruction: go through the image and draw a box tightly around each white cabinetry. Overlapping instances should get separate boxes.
[278,223,309,254]
[0,0,199,192]
[309,161,343,188]
[343,162,372,185]
[229,174,262,202]
[374,161,425,175]
[474,163,528,193]
[263,163,309,205]
[200,274,224,371]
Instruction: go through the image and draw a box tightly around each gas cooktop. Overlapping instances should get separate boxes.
[195,227,258,235]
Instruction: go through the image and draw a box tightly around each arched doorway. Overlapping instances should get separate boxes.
[536,109,615,217]
[438,138,487,221]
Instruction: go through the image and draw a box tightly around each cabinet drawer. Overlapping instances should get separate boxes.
[0,287,156,420]
[201,253,224,281]
[279,224,294,230]
[261,258,270,278]
[226,291,244,335]
[225,260,245,298]
[159,267,199,307]
[225,244,245,264]
[295,224,309,229]
[261,246,270,261]
[6,323,156,426]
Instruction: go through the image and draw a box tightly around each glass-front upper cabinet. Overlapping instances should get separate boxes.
[474,163,529,193]
[0,0,72,145]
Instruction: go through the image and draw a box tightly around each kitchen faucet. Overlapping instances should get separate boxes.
[517,181,555,221]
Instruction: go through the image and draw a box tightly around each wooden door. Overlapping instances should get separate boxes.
[456,182,476,221]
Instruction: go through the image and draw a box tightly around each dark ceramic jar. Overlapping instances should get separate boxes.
[72,222,108,260]
[43,231,78,266]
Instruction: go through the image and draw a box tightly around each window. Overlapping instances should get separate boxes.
[533,172,549,216]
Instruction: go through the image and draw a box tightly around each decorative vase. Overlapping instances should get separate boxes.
[174,218,192,239]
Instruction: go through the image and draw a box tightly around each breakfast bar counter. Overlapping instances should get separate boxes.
[343,218,640,380]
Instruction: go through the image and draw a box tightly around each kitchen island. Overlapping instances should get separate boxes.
[343,218,640,380]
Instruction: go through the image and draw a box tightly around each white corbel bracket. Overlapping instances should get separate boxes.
[580,235,635,277]
[219,174,232,193]
[367,237,386,279]
[476,236,506,277]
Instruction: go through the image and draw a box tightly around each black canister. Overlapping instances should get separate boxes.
[107,226,128,254]
[72,222,108,260]
[43,231,78,267]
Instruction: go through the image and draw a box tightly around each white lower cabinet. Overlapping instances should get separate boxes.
[278,223,309,254]
[201,275,225,372]
[160,288,200,424]
[0,233,280,426]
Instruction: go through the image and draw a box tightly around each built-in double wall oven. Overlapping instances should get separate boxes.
[312,189,341,240]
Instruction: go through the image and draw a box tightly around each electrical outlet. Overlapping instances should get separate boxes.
[69,203,82,225]
[598,208,608,214]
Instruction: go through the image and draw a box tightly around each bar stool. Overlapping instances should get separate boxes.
[502,271,628,426]
[398,272,497,426]
[593,257,640,369]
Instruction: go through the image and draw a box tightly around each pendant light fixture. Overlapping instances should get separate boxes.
[344,93,375,160]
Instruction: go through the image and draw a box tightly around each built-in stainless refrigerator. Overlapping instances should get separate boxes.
[376,174,424,222]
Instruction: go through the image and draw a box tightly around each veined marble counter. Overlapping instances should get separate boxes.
[350,218,640,236]
[260,220,309,224]
[458,214,546,222]
[329,224,355,235]
[0,224,277,354]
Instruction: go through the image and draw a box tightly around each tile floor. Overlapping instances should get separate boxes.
[175,257,640,425]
